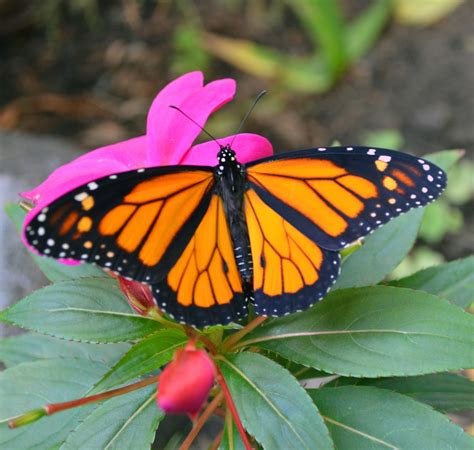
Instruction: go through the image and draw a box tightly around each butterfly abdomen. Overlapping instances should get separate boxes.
[215,151,253,282]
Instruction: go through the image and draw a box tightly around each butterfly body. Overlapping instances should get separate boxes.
[25,146,447,327]
[214,145,253,283]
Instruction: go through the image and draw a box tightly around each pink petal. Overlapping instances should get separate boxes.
[146,72,204,165]
[21,136,148,214]
[147,73,236,166]
[21,135,148,260]
[180,133,274,165]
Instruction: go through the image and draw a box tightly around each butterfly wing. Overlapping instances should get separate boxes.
[151,194,247,327]
[244,189,340,317]
[25,166,215,283]
[246,146,447,250]
[244,146,446,316]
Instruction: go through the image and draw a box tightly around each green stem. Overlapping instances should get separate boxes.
[149,308,185,330]
[222,316,266,351]
[184,326,218,355]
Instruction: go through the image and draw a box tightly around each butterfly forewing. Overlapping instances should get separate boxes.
[246,146,447,250]
[25,166,215,283]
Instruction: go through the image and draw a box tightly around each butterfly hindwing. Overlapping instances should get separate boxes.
[151,194,248,327]
[245,188,340,316]
[25,166,215,283]
[246,146,447,250]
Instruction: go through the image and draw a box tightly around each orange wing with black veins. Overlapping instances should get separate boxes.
[25,167,215,283]
[244,189,340,316]
[244,146,446,315]
[246,147,446,250]
[151,194,248,327]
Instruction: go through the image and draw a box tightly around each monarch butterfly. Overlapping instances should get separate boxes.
[25,145,446,327]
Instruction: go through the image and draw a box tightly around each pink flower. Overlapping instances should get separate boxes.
[157,339,215,419]
[20,71,273,263]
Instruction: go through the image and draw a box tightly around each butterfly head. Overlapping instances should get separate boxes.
[215,144,241,176]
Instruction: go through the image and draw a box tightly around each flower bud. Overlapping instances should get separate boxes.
[157,340,215,419]
[117,276,156,316]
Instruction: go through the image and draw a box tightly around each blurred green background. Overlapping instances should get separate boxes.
[1,0,473,274]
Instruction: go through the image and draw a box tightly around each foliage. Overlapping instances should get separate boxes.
[201,0,393,93]
[1,149,473,449]
[394,0,464,26]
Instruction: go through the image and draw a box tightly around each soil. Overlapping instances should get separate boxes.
[0,0,473,257]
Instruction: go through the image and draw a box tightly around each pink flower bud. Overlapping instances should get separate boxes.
[157,340,215,419]
[117,276,156,316]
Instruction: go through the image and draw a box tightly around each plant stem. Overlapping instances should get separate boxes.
[149,309,185,330]
[214,363,252,450]
[8,374,160,428]
[222,316,266,351]
[210,428,225,450]
[179,391,224,450]
[183,326,219,355]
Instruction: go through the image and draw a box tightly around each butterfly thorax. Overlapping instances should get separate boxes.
[214,145,245,202]
[214,145,253,284]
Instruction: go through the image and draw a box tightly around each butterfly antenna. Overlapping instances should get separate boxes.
[230,90,267,148]
[169,105,221,148]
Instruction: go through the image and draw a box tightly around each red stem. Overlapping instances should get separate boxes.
[9,374,161,428]
[46,374,160,415]
[179,391,224,450]
[210,428,225,450]
[215,364,252,450]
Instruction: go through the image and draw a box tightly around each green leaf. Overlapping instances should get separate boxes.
[93,329,188,392]
[31,255,106,284]
[172,24,210,74]
[288,0,348,77]
[202,32,282,80]
[0,358,109,449]
[389,256,474,309]
[346,0,393,62]
[0,278,161,343]
[328,373,474,412]
[240,286,474,377]
[335,150,463,289]
[335,208,424,289]
[60,386,163,450]
[202,33,332,93]
[361,128,404,150]
[263,352,330,380]
[310,386,473,449]
[389,246,445,280]
[218,353,333,450]
[418,200,463,243]
[425,149,465,171]
[444,159,474,205]
[5,203,106,282]
[0,333,129,368]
